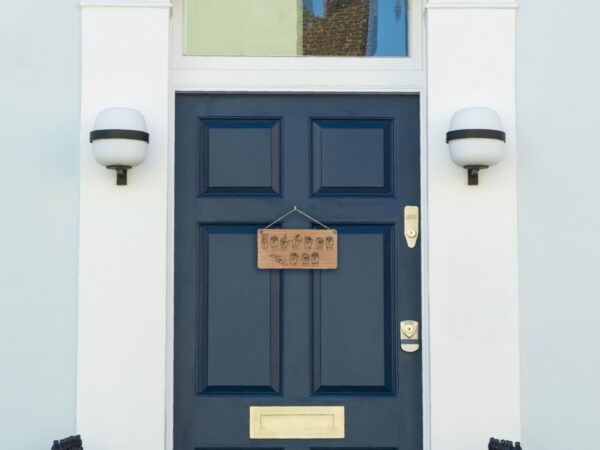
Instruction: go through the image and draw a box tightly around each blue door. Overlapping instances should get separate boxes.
[175,94,421,450]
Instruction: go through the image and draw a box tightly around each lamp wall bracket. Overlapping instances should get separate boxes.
[107,165,131,186]
[464,165,488,186]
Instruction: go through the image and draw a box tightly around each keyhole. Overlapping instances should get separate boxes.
[404,325,414,335]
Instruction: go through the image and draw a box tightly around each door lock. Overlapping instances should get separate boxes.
[400,320,420,353]
[404,206,419,248]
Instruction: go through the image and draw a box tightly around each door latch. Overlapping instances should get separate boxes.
[404,206,419,248]
[400,320,420,353]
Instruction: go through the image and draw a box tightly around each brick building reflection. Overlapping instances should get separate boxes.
[305,0,397,56]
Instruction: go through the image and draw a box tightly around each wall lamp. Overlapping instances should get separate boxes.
[90,107,149,185]
[446,107,506,185]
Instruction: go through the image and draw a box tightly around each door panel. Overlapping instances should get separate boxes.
[312,119,393,195]
[199,119,282,195]
[312,225,393,395]
[196,224,282,395]
[175,94,421,450]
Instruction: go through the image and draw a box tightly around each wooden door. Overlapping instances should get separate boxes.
[175,94,421,450]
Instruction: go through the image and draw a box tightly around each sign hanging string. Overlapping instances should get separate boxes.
[264,206,331,230]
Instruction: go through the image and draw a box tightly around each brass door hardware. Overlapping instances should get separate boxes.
[400,320,420,352]
[404,206,419,248]
[249,406,345,439]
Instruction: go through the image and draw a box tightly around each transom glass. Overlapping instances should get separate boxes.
[184,0,409,57]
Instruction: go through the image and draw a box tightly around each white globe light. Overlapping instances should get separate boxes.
[90,107,149,185]
[446,107,506,185]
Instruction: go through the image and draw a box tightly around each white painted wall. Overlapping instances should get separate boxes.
[77,4,170,450]
[517,1,600,449]
[0,1,80,449]
[426,4,521,449]
[76,2,522,450]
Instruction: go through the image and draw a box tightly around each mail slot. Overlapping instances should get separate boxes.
[249,406,345,439]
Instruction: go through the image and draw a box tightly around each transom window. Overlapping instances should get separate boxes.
[184,0,409,57]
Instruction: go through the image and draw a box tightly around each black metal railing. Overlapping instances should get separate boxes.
[489,437,523,450]
[51,435,83,450]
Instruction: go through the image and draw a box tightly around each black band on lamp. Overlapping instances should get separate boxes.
[446,129,506,143]
[90,129,150,143]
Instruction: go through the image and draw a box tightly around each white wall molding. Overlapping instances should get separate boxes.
[77,5,170,450]
[80,0,172,8]
[426,6,521,450]
[426,2,518,9]
[171,78,425,93]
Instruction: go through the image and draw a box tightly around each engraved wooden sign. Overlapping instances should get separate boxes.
[257,229,337,269]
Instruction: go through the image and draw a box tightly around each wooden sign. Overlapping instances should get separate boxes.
[258,229,337,269]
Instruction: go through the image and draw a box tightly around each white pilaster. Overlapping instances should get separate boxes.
[426,3,521,449]
[77,3,170,450]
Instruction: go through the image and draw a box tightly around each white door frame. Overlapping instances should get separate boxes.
[77,2,520,450]
[168,1,428,448]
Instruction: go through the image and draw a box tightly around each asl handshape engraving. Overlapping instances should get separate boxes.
[292,235,302,249]
[304,236,313,249]
[325,236,334,250]
[257,229,337,270]
[289,252,299,265]
[311,252,320,265]
[261,233,268,249]
[269,254,287,266]
[316,237,324,250]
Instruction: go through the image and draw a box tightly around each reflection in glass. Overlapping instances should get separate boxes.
[184,0,408,57]
[302,0,407,56]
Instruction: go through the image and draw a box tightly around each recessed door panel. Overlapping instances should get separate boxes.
[198,118,282,195]
[312,225,394,395]
[312,119,393,196]
[197,224,281,394]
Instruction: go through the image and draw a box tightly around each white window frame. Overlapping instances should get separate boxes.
[171,0,425,91]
